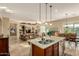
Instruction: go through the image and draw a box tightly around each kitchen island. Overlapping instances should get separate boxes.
[29,36,65,56]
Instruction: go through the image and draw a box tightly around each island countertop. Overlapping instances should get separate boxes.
[28,36,65,49]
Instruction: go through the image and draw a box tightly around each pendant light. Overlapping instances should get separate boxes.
[38,3,41,24]
[36,3,41,24]
[65,13,68,28]
[49,5,52,26]
[45,3,48,25]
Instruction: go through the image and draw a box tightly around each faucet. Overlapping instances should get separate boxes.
[41,32,46,41]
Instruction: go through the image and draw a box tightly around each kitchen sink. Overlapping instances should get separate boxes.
[38,39,54,45]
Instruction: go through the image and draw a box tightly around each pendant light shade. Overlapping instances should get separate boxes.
[65,13,68,28]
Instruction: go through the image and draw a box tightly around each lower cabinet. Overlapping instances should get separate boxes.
[45,46,53,56]
[53,42,59,56]
[32,44,44,56]
[32,42,59,56]
[0,37,10,56]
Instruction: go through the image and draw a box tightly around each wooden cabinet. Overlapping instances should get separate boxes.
[0,37,10,56]
[45,46,53,56]
[53,42,59,56]
[32,44,44,56]
[32,42,59,56]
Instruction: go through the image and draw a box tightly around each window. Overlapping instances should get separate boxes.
[64,24,74,33]
[74,24,79,36]
[64,24,79,37]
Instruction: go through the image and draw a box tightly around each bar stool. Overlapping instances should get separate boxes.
[64,38,75,56]
[74,38,79,55]
[75,38,79,47]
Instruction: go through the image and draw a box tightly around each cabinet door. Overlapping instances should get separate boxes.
[0,38,8,53]
[32,44,44,56]
[54,46,59,56]
[45,46,53,56]
[54,42,59,56]
[0,40,3,53]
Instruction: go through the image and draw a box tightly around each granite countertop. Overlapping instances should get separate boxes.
[28,36,65,49]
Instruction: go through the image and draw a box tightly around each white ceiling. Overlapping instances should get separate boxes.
[0,3,79,22]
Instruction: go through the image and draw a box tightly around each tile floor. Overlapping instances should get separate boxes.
[64,41,79,56]
[9,37,79,56]
[9,40,31,56]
